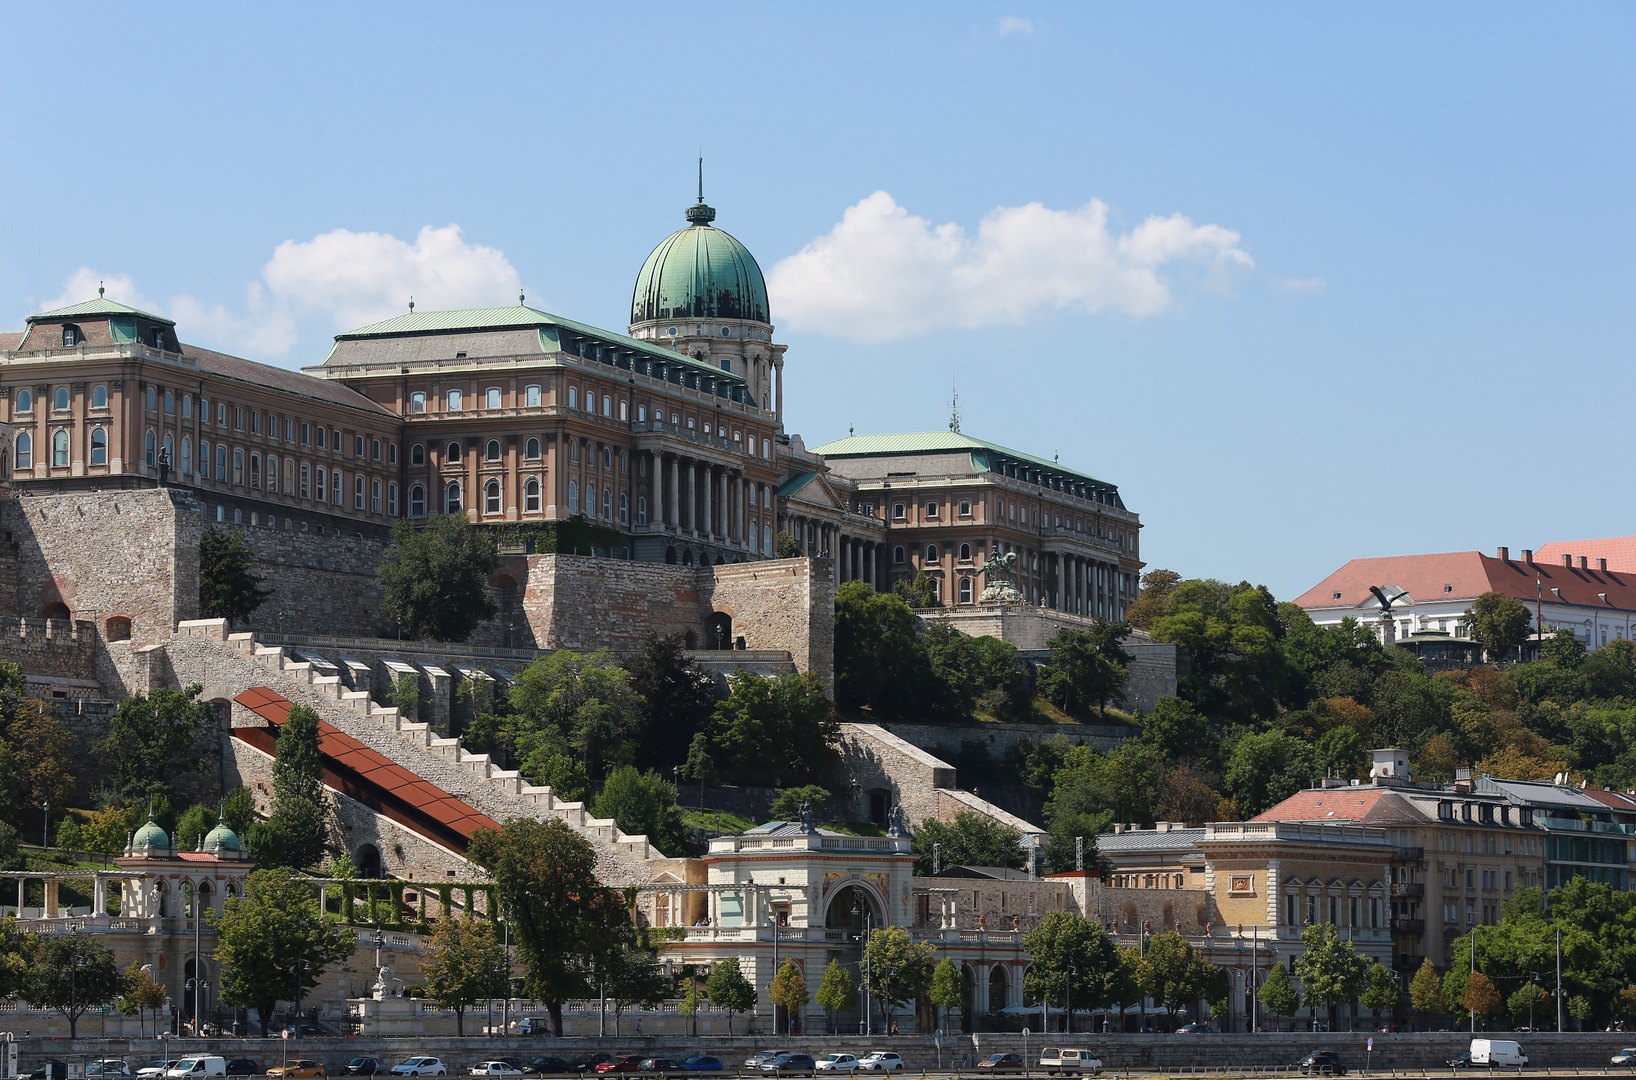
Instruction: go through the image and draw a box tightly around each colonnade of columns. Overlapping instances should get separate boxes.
[780,513,887,590]
[1047,552,1128,620]
[646,449,764,555]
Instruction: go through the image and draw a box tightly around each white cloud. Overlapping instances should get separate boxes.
[767,191,1254,342]
[1277,277,1327,292]
[34,224,524,359]
[998,15,1033,35]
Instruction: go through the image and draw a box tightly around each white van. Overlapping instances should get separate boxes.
[1470,1041,1527,1068]
[1039,1050,1103,1076]
[166,1059,227,1079]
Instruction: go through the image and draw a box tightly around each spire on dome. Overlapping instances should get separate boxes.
[686,155,716,225]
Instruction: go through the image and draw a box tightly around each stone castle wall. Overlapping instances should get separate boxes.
[827,723,956,829]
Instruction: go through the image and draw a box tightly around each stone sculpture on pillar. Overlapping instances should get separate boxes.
[978,545,1024,604]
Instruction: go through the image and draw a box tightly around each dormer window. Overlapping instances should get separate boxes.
[62,325,80,347]
[152,328,167,349]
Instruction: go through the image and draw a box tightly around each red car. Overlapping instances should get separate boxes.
[594,1061,643,1076]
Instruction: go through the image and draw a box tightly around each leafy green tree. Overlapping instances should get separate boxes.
[679,732,717,807]
[268,704,328,869]
[769,784,831,821]
[1409,958,1444,1016]
[1508,982,1547,1029]
[1542,627,1587,669]
[705,955,757,1034]
[1570,993,1593,1027]
[199,525,272,625]
[22,932,122,1037]
[1224,731,1316,817]
[892,571,942,609]
[1022,912,1127,1023]
[1359,962,1400,1015]
[861,925,935,1030]
[816,957,859,1032]
[221,786,256,837]
[173,803,218,853]
[628,635,719,772]
[508,649,644,782]
[55,814,82,851]
[7,705,75,832]
[1294,922,1371,1027]
[391,674,424,723]
[712,671,838,784]
[834,582,936,717]
[1315,726,1369,781]
[1137,697,1210,763]
[419,915,506,1036]
[1258,962,1301,1019]
[1125,569,1181,632]
[1038,625,1132,717]
[769,958,808,1036]
[378,514,500,641]
[118,960,167,1037]
[1152,580,1304,725]
[603,930,672,1035]
[775,531,802,559]
[920,622,1025,720]
[1140,932,1223,1016]
[209,868,355,1034]
[594,765,688,855]
[928,958,964,1032]
[1043,815,1114,876]
[912,812,1024,874]
[468,817,635,1037]
[1466,591,1533,662]
[94,684,212,805]
[526,753,589,803]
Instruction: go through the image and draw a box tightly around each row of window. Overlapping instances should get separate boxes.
[1283,893,1384,929]
[14,429,100,468]
[139,386,394,462]
[57,323,169,350]
[12,385,108,413]
[137,432,393,515]
[410,386,544,413]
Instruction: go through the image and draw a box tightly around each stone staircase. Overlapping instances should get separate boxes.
[172,619,680,883]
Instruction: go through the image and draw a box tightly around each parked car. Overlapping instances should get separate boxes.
[266,1063,326,1079]
[570,1060,617,1075]
[856,1056,904,1074]
[1446,1054,1472,1069]
[345,1063,384,1078]
[1175,1023,1215,1034]
[390,1062,447,1078]
[1470,1041,1527,1068]
[636,1062,685,1075]
[593,1059,644,1076]
[1038,1050,1101,1076]
[682,1060,724,1073]
[89,1062,133,1079]
[1613,1049,1636,1067]
[815,1057,858,1073]
[168,1059,227,1079]
[744,1056,791,1072]
[138,1063,181,1079]
[26,1063,68,1080]
[521,1060,573,1076]
[226,1064,261,1078]
[759,1056,817,1078]
[470,1066,524,1077]
[1299,1052,1346,1077]
[977,1055,1025,1073]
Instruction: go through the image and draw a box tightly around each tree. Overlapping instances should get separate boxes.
[221,786,257,837]
[1258,963,1301,1020]
[1038,626,1131,717]
[118,961,168,1037]
[712,672,838,785]
[1022,912,1124,1027]
[7,706,75,828]
[769,959,809,1036]
[817,957,859,1033]
[22,931,123,1037]
[776,531,802,559]
[705,955,757,1034]
[1315,726,1369,781]
[1043,814,1115,875]
[769,785,831,821]
[1620,985,1636,1025]
[1541,627,1587,669]
[1294,922,1371,1027]
[603,930,672,1035]
[1125,569,1182,632]
[419,915,505,1036]
[174,804,218,854]
[468,818,634,1037]
[1463,971,1502,1024]
[680,732,717,807]
[833,583,935,718]
[268,704,328,869]
[627,635,719,773]
[378,514,500,642]
[912,812,1025,875]
[80,807,134,858]
[1466,591,1532,662]
[1359,962,1400,1016]
[55,815,82,851]
[1140,932,1222,1017]
[508,649,645,782]
[1409,959,1444,1016]
[922,623,1027,721]
[0,917,28,1000]
[861,925,935,1031]
[210,868,354,1034]
[594,766,689,856]
[1224,731,1317,818]
[95,685,213,805]
[893,572,942,609]
[928,958,964,1033]
[199,525,272,625]
[1137,697,1210,763]
[1509,982,1547,1029]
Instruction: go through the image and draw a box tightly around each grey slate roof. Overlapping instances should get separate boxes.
[1095,828,1204,853]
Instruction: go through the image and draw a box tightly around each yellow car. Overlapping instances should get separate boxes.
[267,1064,326,1079]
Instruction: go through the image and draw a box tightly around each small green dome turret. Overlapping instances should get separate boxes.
[632,202,770,326]
[131,810,170,854]
[203,820,240,854]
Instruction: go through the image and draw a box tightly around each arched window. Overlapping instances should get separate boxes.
[959,578,974,604]
[602,486,612,519]
[92,384,107,409]
[264,453,274,489]
[54,386,70,411]
[371,479,382,514]
[925,544,939,563]
[637,405,647,422]
[892,502,906,520]
[178,436,190,474]
[618,400,628,421]
[602,395,612,417]
[486,387,502,410]
[893,545,905,564]
[619,491,629,524]
[145,430,156,467]
[959,500,972,517]
[524,478,541,513]
[989,965,1009,1014]
[446,442,462,464]
[182,394,192,419]
[52,429,69,467]
[926,501,940,519]
[568,481,579,514]
[445,481,463,514]
[61,325,80,347]
[446,389,463,412]
[316,426,326,449]
[525,384,541,407]
[410,391,427,414]
[764,524,773,554]
[525,437,540,459]
[105,615,132,641]
[569,441,579,462]
[299,463,309,499]
[486,439,501,462]
[567,387,578,409]
[147,386,157,411]
[410,484,426,518]
[410,443,425,466]
[637,496,647,524]
[484,479,501,514]
[959,543,972,562]
[14,432,29,469]
[283,459,293,492]
[164,389,174,414]
[216,446,227,481]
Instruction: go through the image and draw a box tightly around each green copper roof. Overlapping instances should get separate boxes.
[203,821,241,853]
[632,206,769,325]
[29,296,174,325]
[777,471,821,498]
[131,811,170,853]
[337,305,550,337]
[810,430,1117,490]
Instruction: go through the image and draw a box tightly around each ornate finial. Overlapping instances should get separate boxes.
[698,154,704,204]
[949,374,961,433]
[519,292,525,305]
[685,156,716,225]
[1054,451,1059,462]
[408,297,414,312]
[848,423,854,435]
[98,282,105,298]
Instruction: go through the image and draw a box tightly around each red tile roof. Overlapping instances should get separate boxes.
[233,687,499,853]
[1294,551,1636,614]
[1534,537,1636,575]
[1577,788,1636,813]
[1251,787,1422,824]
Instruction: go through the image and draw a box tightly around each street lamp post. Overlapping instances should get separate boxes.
[767,916,780,1035]
[1065,965,1077,1035]
[290,960,311,1039]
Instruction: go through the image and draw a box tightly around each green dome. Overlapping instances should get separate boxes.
[131,812,169,853]
[632,202,770,326]
[203,821,240,853]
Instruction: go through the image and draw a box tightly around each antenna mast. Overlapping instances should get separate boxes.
[948,374,961,433]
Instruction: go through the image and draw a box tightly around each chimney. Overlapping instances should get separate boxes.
[1598,558,1609,572]
[1579,556,1590,570]
[1498,546,1509,561]
[1523,549,1534,563]
[1562,555,1573,567]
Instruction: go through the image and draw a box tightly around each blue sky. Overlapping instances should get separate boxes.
[2,3,1631,601]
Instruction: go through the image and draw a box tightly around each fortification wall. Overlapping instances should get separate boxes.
[827,723,956,829]
[0,616,99,679]
[235,522,390,639]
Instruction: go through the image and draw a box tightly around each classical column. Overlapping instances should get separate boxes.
[701,463,713,539]
[668,456,680,529]
[735,475,745,546]
[651,451,663,525]
[93,876,107,917]
[685,460,697,534]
